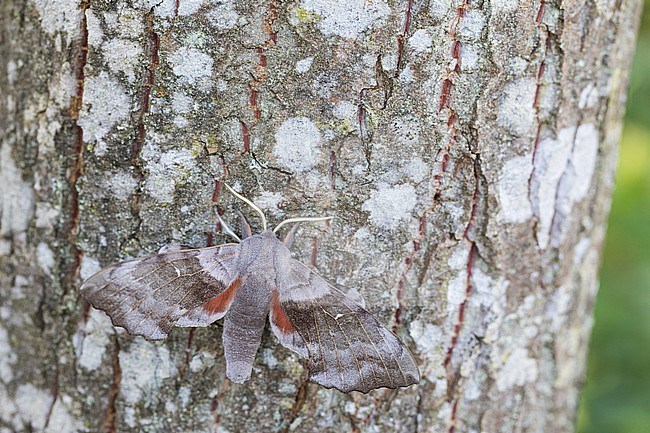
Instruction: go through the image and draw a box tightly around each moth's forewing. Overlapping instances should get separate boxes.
[80,245,241,339]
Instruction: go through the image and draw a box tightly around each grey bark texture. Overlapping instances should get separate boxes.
[0,0,641,432]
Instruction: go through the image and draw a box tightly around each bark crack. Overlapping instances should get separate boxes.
[283,372,310,433]
[101,338,122,433]
[127,10,159,246]
[527,0,563,247]
[62,0,89,295]
[393,0,470,327]
[444,157,483,432]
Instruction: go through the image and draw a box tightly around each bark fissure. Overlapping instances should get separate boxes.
[101,339,122,433]
[127,10,160,247]
[62,0,89,295]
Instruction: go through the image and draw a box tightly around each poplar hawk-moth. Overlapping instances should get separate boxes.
[80,185,420,393]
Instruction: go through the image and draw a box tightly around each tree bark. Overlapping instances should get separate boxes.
[0,0,641,432]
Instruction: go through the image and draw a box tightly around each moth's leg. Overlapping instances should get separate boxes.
[282,223,301,248]
[237,210,253,238]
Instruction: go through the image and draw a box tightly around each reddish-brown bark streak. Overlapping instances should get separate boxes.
[395,2,468,327]
[395,0,414,73]
[283,375,310,433]
[448,399,459,433]
[131,16,159,178]
[211,377,230,429]
[240,120,251,153]
[180,328,195,379]
[64,1,89,294]
[310,237,319,267]
[528,1,551,221]
[328,150,337,190]
[101,340,122,433]
[445,161,481,430]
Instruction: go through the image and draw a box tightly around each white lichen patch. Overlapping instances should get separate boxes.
[0,385,17,425]
[36,242,55,273]
[300,0,391,39]
[14,384,53,431]
[402,157,429,183]
[497,155,533,223]
[531,127,574,248]
[85,9,104,47]
[119,341,177,404]
[532,124,599,247]
[102,39,143,83]
[178,0,204,15]
[428,0,452,18]
[0,327,17,382]
[254,191,284,217]
[409,29,433,54]
[361,184,417,230]
[552,124,599,243]
[497,78,536,135]
[273,117,322,173]
[74,308,114,371]
[136,0,175,18]
[446,272,466,311]
[80,255,102,281]
[490,0,519,12]
[332,101,356,120]
[295,57,314,73]
[169,47,213,89]
[172,92,195,114]
[142,145,197,204]
[579,83,598,109]
[0,143,34,236]
[104,170,138,200]
[43,396,83,433]
[77,72,131,147]
[104,10,145,38]
[189,351,215,372]
[409,320,445,379]
[35,203,59,229]
[458,10,485,40]
[206,1,241,30]
[31,0,82,36]
[557,124,599,207]
[178,386,191,407]
[460,45,479,71]
[495,348,538,391]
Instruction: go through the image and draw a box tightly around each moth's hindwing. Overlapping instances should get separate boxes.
[80,244,241,340]
[272,259,420,393]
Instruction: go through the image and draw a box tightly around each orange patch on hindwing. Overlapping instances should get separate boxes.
[203,277,242,314]
[270,290,295,335]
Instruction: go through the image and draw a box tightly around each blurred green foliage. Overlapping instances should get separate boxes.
[577,4,650,433]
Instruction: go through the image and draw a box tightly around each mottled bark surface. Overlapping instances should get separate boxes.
[0,0,641,432]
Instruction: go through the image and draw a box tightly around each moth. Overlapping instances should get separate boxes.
[80,184,420,393]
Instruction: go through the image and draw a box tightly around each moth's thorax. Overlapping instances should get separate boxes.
[237,230,289,273]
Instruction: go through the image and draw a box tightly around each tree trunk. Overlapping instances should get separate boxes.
[0,0,641,432]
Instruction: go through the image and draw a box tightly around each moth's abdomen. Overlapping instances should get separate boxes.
[221,280,270,383]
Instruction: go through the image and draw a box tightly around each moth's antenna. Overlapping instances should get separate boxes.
[273,216,334,234]
[223,183,267,231]
[214,207,241,242]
